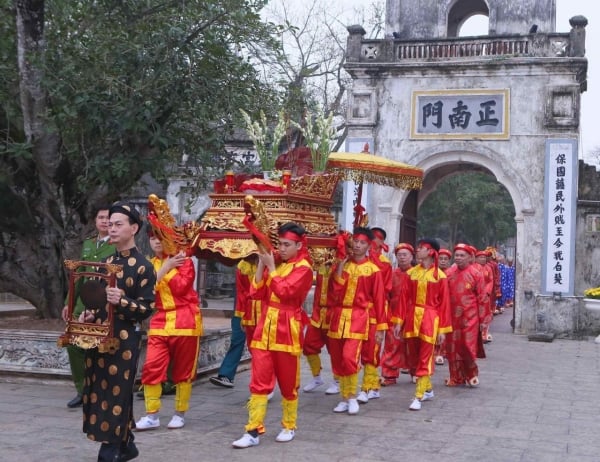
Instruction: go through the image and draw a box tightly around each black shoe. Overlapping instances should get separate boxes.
[119,441,139,461]
[67,394,83,408]
[97,443,120,462]
[210,376,234,388]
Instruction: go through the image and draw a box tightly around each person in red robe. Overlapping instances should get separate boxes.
[444,243,489,387]
[327,227,388,415]
[475,250,494,344]
[302,231,351,395]
[380,242,414,386]
[233,222,314,448]
[136,232,202,432]
[357,227,392,403]
[234,255,262,350]
[434,248,454,365]
[393,238,452,411]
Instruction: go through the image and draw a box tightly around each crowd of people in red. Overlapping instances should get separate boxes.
[218,223,513,448]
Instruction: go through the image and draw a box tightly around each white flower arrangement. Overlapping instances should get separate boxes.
[292,108,335,171]
[239,109,287,172]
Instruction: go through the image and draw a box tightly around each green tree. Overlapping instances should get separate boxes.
[0,0,281,318]
[418,172,516,249]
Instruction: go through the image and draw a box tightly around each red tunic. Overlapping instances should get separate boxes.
[327,258,388,340]
[148,257,202,336]
[309,264,334,330]
[234,260,262,328]
[249,255,313,354]
[445,263,487,362]
[399,264,452,344]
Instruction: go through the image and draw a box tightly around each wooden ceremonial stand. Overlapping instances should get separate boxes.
[57,260,122,354]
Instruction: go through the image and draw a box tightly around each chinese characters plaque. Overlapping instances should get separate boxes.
[411,89,510,139]
[543,139,577,295]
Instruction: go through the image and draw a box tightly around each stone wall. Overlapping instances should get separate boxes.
[0,327,245,380]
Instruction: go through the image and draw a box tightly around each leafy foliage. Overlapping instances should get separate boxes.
[0,0,283,316]
[418,172,516,249]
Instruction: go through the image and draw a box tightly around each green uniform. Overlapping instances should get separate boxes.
[66,235,115,394]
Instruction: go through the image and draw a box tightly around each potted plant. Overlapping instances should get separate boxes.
[583,286,600,312]
[239,109,287,177]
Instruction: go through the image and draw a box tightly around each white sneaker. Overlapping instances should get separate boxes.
[409,398,421,411]
[167,415,185,429]
[367,389,380,400]
[467,376,480,388]
[356,390,369,403]
[267,391,275,401]
[135,415,160,431]
[348,398,359,415]
[303,376,324,392]
[421,390,434,402]
[275,428,295,442]
[333,401,349,413]
[232,433,260,448]
[325,381,340,395]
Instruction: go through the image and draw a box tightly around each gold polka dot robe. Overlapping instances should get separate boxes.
[82,247,156,444]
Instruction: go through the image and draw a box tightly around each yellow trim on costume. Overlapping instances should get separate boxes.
[341,260,380,307]
[148,312,203,336]
[327,307,368,340]
[250,307,302,354]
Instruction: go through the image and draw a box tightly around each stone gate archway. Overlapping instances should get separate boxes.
[391,146,529,332]
[343,0,588,335]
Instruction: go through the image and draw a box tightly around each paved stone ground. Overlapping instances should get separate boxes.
[2,315,600,462]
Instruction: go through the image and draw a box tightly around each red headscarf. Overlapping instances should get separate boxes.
[453,243,474,256]
[279,230,312,265]
[394,243,415,255]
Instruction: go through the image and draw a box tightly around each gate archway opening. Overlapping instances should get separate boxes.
[397,156,520,331]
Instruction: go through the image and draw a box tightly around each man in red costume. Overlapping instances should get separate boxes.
[393,238,452,411]
[210,255,260,388]
[302,231,351,395]
[327,227,387,415]
[434,248,454,365]
[233,222,313,448]
[357,227,392,403]
[445,243,489,387]
[380,242,415,386]
[475,250,494,343]
[136,232,203,431]
[235,255,262,350]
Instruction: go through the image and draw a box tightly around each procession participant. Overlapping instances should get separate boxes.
[210,255,259,388]
[357,227,392,403]
[438,248,453,274]
[302,231,351,395]
[486,247,502,317]
[393,238,452,411]
[434,248,454,365]
[380,242,414,386]
[499,256,515,312]
[81,202,156,462]
[62,204,114,409]
[327,227,387,415]
[445,243,488,387]
[135,229,202,431]
[475,250,494,343]
[232,222,313,448]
